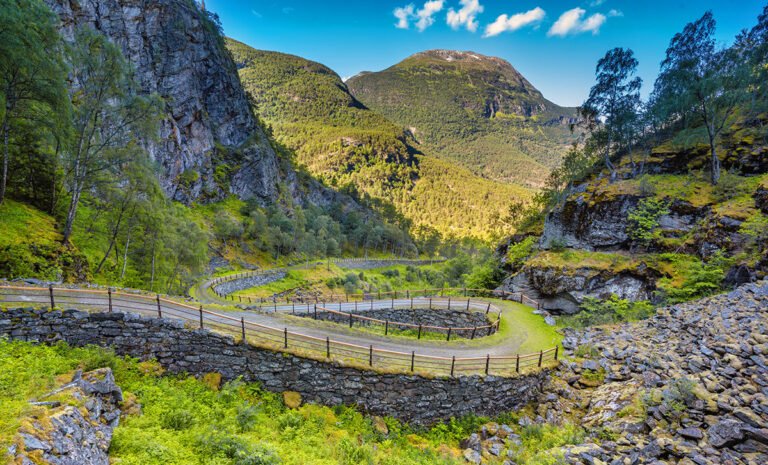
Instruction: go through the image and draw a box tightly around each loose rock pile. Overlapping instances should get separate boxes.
[463,281,768,464]
[8,368,124,465]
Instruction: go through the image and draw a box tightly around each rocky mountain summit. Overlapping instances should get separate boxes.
[45,0,280,203]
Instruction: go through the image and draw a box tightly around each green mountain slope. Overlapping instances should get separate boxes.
[346,50,578,188]
[227,40,530,241]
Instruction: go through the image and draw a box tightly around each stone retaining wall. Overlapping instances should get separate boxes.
[213,271,286,296]
[304,307,496,338]
[0,307,546,425]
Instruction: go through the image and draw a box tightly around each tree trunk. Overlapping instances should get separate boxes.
[709,130,720,185]
[150,232,157,291]
[0,115,9,205]
[62,186,81,244]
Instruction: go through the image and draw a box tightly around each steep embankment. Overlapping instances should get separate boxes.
[501,124,768,313]
[227,41,531,240]
[45,0,281,204]
[546,281,768,464]
[347,50,578,189]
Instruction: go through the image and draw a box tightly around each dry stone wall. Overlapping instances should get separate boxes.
[0,307,546,425]
[305,307,496,338]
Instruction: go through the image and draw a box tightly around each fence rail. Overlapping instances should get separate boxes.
[212,282,541,310]
[0,284,558,377]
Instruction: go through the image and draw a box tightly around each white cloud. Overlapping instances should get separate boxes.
[394,1,444,31]
[590,0,606,6]
[483,7,545,38]
[580,12,606,33]
[394,4,415,29]
[547,7,609,37]
[415,0,445,31]
[608,9,623,17]
[251,9,262,18]
[446,0,484,33]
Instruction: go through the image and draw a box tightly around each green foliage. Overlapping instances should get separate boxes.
[505,236,537,270]
[627,198,670,249]
[463,258,504,290]
[662,260,725,303]
[0,0,69,206]
[561,295,654,328]
[508,423,585,465]
[643,377,696,418]
[581,47,643,176]
[651,11,750,185]
[0,339,467,465]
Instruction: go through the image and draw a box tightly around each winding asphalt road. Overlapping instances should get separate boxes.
[0,263,548,365]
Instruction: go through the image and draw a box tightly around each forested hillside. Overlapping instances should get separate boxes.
[227,40,531,242]
[500,8,768,319]
[347,50,578,189]
[0,0,415,293]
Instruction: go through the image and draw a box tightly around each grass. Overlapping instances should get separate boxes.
[0,339,465,465]
[0,339,580,465]
[0,199,74,281]
[0,199,61,248]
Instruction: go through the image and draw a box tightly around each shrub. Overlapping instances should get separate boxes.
[160,408,196,431]
[562,295,654,328]
[627,198,670,249]
[663,261,725,303]
[506,236,537,270]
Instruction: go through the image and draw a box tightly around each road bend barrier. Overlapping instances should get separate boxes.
[0,285,559,378]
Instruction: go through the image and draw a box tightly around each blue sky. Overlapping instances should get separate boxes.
[205,0,766,107]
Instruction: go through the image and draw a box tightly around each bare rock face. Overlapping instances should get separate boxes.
[45,0,280,203]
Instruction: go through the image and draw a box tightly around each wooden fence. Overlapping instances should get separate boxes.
[0,285,558,377]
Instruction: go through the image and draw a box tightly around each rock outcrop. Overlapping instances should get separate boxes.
[502,264,660,314]
[8,368,124,465]
[516,281,768,465]
[45,0,280,203]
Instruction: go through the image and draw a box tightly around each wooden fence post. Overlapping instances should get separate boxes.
[107,289,113,313]
[555,345,559,361]
[326,337,330,358]
[284,328,288,348]
[471,326,477,340]
[156,295,162,318]
[417,324,422,339]
[369,345,373,366]
[467,299,470,311]
[446,327,452,341]
[538,350,543,367]
[485,354,490,375]
[429,298,432,310]
[199,306,204,329]
[516,354,520,373]
[314,304,318,320]
[349,312,353,328]
[447,297,451,309]
[451,356,456,377]
[241,317,246,344]
[385,320,389,335]
[410,351,415,372]
[48,285,54,310]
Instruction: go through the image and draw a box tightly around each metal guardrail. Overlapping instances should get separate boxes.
[0,285,558,377]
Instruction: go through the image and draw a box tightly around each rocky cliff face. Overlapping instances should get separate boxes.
[45,0,280,203]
